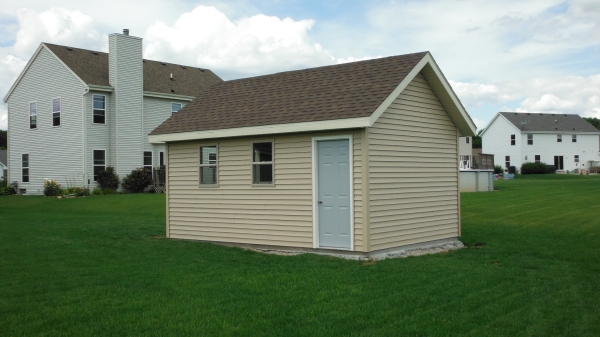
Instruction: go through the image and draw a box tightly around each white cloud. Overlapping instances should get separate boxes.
[471,117,488,131]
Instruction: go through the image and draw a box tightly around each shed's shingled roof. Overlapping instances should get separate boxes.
[150,52,428,135]
[499,112,600,133]
[44,43,223,96]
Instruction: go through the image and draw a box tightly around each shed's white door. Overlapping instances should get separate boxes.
[316,139,351,249]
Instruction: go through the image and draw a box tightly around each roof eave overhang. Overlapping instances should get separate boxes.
[519,130,600,134]
[148,117,370,143]
[88,84,114,92]
[368,53,477,137]
[143,91,195,101]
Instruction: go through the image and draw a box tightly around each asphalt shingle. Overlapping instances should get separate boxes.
[499,112,600,133]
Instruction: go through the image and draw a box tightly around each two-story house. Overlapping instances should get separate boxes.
[481,112,600,172]
[3,30,222,194]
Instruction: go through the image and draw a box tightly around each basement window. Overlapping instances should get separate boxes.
[171,102,182,114]
[252,142,273,185]
[199,146,217,185]
[510,134,515,146]
[93,95,106,124]
[29,102,37,129]
[52,98,61,126]
[22,154,30,183]
[93,150,105,182]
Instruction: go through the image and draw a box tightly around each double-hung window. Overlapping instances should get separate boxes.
[535,155,540,163]
[572,135,577,143]
[252,142,273,185]
[505,156,510,169]
[143,151,153,173]
[574,155,579,163]
[557,134,562,142]
[199,146,217,185]
[171,103,182,114]
[510,134,515,146]
[527,134,533,145]
[52,98,61,126]
[93,95,106,124]
[93,150,105,182]
[22,154,30,183]
[29,102,37,129]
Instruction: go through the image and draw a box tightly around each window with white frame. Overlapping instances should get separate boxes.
[505,156,510,169]
[535,155,540,163]
[22,154,29,183]
[252,142,273,185]
[527,134,533,145]
[572,134,577,143]
[93,95,106,124]
[171,103,182,114]
[93,150,105,182]
[557,134,562,142]
[574,155,579,163]
[143,151,153,173]
[52,98,61,126]
[510,134,515,146]
[29,102,37,129]
[199,146,217,185]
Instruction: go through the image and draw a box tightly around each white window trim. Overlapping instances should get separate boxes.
[92,94,107,125]
[557,134,562,142]
[311,135,354,251]
[527,133,533,145]
[572,134,577,143]
[21,153,30,184]
[93,149,106,182]
[251,140,275,187]
[198,144,219,187]
[143,151,153,170]
[29,101,37,130]
[52,97,61,127]
[171,102,183,115]
[574,155,579,163]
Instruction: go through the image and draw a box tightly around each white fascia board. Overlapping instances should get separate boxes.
[88,85,114,92]
[148,117,370,143]
[369,53,477,136]
[143,91,194,101]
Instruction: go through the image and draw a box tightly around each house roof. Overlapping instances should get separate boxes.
[43,43,223,97]
[150,51,475,139]
[498,112,600,133]
[0,150,6,166]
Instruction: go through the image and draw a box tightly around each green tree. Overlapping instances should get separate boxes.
[472,129,483,149]
[0,130,6,150]
[584,117,600,130]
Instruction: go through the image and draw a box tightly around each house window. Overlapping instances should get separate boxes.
[535,155,540,163]
[510,134,515,146]
[252,142,273,185]
[93,150,105,182]
[572,135,577,143]
[159,152,164,167]
[52,98,61,126]
[466,137,470,144]
[29,102,37,129]
[574,155,579,163]
[199,146,217,185]
[93,95,106,124]
[22,154,29,183]
[171,103,182,114]
[527,134,533,145]
[143,151,153,173]
[557,134,562,142]
[505,156,510,169]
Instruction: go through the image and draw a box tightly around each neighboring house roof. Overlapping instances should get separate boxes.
[0,150,6,167]
[498,112,600,133]
[42,43,223,97]
[150,52,476,140]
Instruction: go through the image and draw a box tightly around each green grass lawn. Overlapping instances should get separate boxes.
[1,175,599,336]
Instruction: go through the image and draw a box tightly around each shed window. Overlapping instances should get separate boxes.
[143,151,153,173]
[252,142,273,185]
[171,103,182,114]
[505,156,510,169]
[52,98,61,126]
[572,135,577,143]
[199,146,217,185]
[510,134,515,145]
[22,154,29,183]
[527,134,533,145]
[557,134,562,142]
[93,95,106,124]
[574,155,579,163]
[30,102,37,129]
[535,155,540,163]
[93,150,105,182]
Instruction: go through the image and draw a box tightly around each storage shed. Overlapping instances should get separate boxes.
[149,52,477,257]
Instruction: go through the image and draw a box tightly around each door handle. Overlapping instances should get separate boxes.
[318,200,323,204]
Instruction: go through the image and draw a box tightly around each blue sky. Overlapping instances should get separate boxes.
[1,0,599,130]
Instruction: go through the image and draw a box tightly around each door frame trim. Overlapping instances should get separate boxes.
[312,135,354,251]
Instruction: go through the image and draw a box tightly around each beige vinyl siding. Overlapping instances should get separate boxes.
[167,130,363,250]
[368,72,459,251]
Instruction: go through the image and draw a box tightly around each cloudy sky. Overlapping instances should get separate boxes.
[1,0,599,130]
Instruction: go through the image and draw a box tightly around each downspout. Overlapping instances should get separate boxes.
[82,86,89,187]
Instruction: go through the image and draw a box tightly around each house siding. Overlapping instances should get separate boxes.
[166,130,364,250]
[482,115,522,171]
[6,46,86,194]
[368,73,459,251]
[142,97,188,167]
[86,90,113,186]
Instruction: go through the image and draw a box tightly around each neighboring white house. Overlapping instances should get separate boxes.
[0,150,7,180]
[482,112,600,172]
[3,29,222,194]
